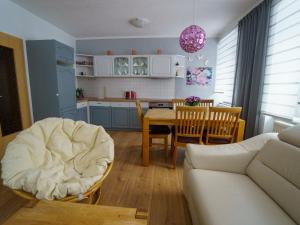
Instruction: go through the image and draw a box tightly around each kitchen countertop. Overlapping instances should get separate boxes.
[77,97,173,103]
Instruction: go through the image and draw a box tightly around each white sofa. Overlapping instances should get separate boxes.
[183,125,300,225]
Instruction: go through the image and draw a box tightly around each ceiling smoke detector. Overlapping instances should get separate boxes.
[129,17,150,28]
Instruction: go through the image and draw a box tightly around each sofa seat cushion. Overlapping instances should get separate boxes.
[185,169,296,225]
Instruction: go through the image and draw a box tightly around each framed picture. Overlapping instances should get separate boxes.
[186,67,213,86]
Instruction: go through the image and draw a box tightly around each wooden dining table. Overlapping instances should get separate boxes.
[142,108,246,166]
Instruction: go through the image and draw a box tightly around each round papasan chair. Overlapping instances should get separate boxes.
[1,117,114,204]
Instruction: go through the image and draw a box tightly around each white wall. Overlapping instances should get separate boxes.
[0,0,76,121]
[0,0,75,47]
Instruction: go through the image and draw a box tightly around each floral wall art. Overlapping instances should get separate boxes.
[186,67,213,86]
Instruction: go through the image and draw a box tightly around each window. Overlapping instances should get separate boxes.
[214,28,238,105]
[261,0,300,119]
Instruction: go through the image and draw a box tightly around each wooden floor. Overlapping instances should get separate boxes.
[0,131,192,225]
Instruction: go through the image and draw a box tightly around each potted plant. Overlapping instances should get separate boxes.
[76,88,84,100]
[185,96,201,106]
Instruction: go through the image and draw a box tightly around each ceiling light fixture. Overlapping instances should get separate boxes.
[179,0,206,53]
[129,17,150,28]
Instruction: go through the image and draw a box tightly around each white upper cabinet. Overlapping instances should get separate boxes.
[150,55,172,78]
[132,56,149,76]
[94,56,112,76]
[85,54,185,79]
[113,56,130,76]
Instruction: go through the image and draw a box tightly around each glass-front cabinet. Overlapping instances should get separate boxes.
[113,56,130,76]
[132,56,149,76]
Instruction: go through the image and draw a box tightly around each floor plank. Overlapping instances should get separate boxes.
[0,131,192,225]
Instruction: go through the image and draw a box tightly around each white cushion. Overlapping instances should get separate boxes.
[247,139,300,224]
[1,118,114,200]
[186,133,277,174]
[278,124,300,148]
[184,169,296,225]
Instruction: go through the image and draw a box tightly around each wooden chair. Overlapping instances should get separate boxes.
[171,106,207,168]
[199,99,214,107]
[136,100,170,159]
[205,107,242,145]
[172,98,186,110]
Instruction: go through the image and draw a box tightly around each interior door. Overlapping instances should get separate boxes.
[0,32,31,157]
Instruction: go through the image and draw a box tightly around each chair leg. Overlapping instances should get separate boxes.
[164,136,168,161]
[171,135,175,157]
[172,145,177,169]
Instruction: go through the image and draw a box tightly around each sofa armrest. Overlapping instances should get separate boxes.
[185,133,278,174]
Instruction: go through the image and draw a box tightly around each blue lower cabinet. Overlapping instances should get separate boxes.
[129,108,141,129]
[60,107,76,120]
[111,107,130,129]
[76,107,88,123]
[90,106,111,129]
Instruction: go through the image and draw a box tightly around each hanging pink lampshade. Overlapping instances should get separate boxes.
[179,25,206,53]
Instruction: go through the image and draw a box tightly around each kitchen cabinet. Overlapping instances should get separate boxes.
[132,56,149,76]
[76,54,94,76]
[77,54,185,79]
[94,56,112,76]
[111,108,130,129]
[89,102,111,128]
[61,107,76,120]
[113,56,130,76]
[76,107,88,123]
[55,41,74,65]
[57,66,76,109]
[111,102,130,129]
[90,106,111,128]
[26,40,76,121]
[150,55,172,77]
[87,101,148,130]
[129,108,141,129]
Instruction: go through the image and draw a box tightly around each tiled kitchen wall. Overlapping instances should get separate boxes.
[78,77,175,99]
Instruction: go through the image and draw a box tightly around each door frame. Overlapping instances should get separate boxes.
[0,32,31,157]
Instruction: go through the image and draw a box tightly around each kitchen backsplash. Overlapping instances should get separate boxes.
[77,77,176,99]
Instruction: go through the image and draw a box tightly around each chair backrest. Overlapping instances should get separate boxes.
[172,99,185,110]
[135,100,143,124]
[199,99,214,107]
[175,106,207,139]
[206,107,242,143]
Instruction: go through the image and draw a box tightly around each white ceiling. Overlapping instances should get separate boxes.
[11,0,260,39]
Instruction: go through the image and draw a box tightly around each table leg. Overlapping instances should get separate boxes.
[236,120,245,142]
[142,118,150,166]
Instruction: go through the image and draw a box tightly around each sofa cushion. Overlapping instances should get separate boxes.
[278,124,300,148]
[184,169,296,225]
[186,133,277,174]
[247,139,300,224]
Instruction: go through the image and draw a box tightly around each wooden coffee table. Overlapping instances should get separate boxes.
[3,201,148,225]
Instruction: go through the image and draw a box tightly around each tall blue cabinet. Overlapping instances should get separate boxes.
[26,40,76,121]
